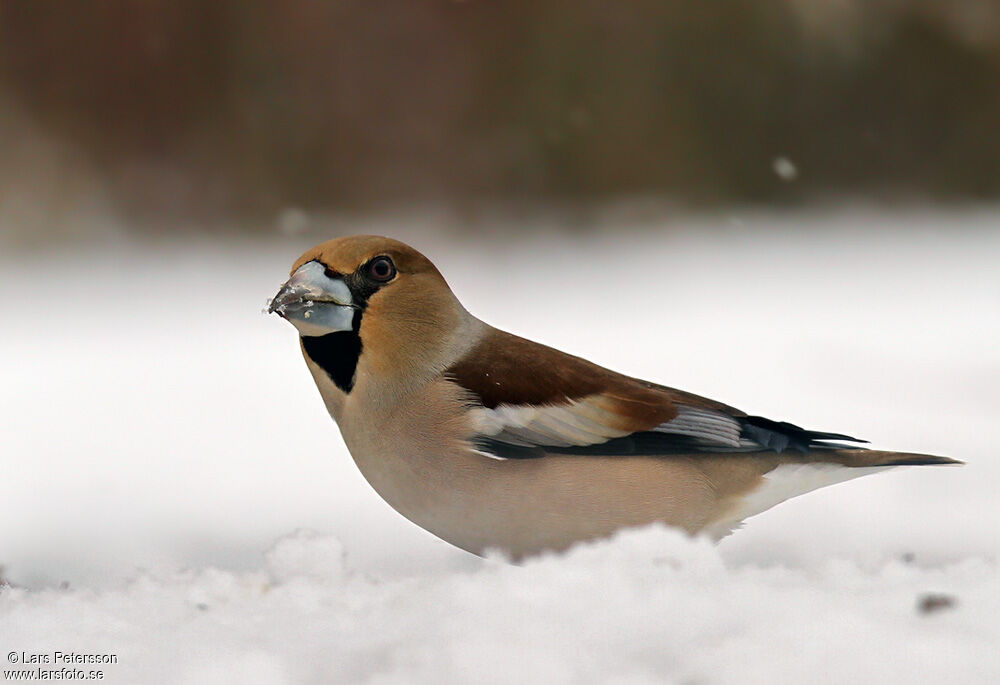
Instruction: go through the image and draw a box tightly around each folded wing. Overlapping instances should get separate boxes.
[447,327,868,460]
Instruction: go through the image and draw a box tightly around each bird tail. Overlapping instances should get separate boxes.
[702,448,961,539]
[800,449,962,468]
[739,416,964,464]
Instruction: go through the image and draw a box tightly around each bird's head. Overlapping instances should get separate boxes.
[269,236,472,390]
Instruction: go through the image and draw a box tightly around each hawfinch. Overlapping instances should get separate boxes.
[269,236,958,558]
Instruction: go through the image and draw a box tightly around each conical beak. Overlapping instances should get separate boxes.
[269,261,356,336]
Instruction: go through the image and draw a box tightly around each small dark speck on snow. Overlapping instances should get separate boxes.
[917,593,957,615]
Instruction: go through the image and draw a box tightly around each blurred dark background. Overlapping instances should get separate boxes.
[1,0,999,237]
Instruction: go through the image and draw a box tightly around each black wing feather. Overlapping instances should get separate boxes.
[474,414,869,459]
[739,415,868,453]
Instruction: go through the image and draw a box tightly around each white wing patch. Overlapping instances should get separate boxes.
[654,405,742,447]
[703,463,894,539]
[468,399,633,448]
[470,400,745,450]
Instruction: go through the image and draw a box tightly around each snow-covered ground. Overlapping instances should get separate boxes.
[2,209,998,683]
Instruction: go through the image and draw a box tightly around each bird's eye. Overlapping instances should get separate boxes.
[366,256,396,282]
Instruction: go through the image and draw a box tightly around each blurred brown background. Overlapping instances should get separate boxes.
[1,0,999,239]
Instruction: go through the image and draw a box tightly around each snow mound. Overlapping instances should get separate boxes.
[2,527,997,685]
[265,529,348,585]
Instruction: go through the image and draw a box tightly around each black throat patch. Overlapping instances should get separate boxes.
[301,309,364,393]
[299,259,397,393]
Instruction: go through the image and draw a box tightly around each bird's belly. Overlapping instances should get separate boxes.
[342,436,732,559]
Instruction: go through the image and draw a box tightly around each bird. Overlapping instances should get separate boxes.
[268,235,959,559]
